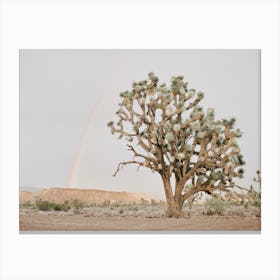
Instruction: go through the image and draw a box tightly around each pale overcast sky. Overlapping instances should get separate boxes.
[20,49,260,199]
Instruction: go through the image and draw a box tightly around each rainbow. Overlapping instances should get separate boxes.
[67,98,102,187]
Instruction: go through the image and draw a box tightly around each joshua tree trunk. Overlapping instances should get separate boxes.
[162,174,183,218]
[166,198,183,218]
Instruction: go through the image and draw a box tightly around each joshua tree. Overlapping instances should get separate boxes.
[253,169,261,185]
[107,73,245,218]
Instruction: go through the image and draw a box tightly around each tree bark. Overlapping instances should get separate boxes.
[166,197,183,218]
[161,174,183,218]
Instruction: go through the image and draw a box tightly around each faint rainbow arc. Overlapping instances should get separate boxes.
[67,97,102,188]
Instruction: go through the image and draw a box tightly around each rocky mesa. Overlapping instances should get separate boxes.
[19,187,159,204]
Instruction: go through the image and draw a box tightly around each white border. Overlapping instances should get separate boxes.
[0,1,279,280]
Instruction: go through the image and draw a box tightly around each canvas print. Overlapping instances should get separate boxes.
[19,49,261,232]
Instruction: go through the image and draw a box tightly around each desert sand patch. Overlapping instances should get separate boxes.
[19,202,260,231]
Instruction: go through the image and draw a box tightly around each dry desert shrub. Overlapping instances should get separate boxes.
[72,199,85,209]
[203,197,225,215]
[35,199,79,212]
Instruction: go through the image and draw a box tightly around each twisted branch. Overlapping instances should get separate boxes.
[113,160,146,177]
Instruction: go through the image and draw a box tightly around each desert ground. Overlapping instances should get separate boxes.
[19,188,261,232]
[20,211,260,231]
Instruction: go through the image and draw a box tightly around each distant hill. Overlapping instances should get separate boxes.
[19,187,160,204]
[19,186,44,193]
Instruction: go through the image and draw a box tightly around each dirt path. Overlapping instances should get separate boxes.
[20,214,261,231]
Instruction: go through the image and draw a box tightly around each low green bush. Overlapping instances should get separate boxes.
[35,200,71,212]
[203,197,225,215]
[35,200,53,211]
[53,202,71,211]
[72,199,85,209]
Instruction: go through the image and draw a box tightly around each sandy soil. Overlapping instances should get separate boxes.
[20,213,260,231]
